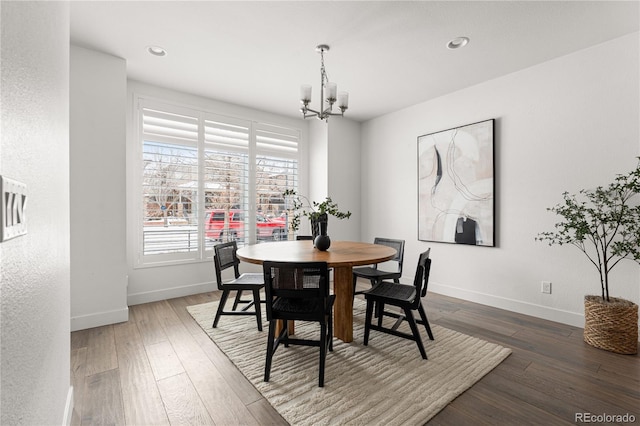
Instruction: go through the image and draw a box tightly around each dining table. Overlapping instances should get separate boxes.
[236,239,397,343]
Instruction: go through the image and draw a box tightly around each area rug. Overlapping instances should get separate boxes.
[187,299,511,425]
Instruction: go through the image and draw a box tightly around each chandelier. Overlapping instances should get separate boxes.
[299,44,349,121]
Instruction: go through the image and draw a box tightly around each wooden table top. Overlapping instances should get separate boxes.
[236,240,397,268]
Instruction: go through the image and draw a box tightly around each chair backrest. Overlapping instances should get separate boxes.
[411,249,432,307]
[262,261,330,322]
[296,235,314,241]
[373,237,405,272]
[214,241,241,288]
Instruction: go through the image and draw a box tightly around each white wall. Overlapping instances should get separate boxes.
[309,120,328,204]
[306,118,361,242]
[1,2,72,424]
[70,45,129,331]
[361,33,640,327]
[328,118,361,242]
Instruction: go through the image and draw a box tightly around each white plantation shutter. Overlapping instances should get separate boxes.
[205,117,250,151]
[141,106,199,256]
[143,108,199,145]
[256,123,299,158]
[137,98,301,265]
[203,115,250,248]
[255,123,299,231]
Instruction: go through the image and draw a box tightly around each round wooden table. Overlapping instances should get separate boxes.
[236,240,397,343]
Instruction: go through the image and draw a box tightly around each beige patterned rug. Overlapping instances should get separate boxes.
[187,298,511,425]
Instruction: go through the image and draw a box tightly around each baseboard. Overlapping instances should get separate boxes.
[127,280,217,306]
[70,306,129,332]
[429,281,585,328]
[62,386,73,426]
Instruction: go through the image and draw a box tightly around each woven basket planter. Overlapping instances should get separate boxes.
[584,296,638,355]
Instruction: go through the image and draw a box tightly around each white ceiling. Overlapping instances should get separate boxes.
[70,1,639,122]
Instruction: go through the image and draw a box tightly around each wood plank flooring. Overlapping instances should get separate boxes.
[71,288,639,425]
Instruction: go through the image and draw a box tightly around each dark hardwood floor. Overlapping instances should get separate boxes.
[71,285,639,425]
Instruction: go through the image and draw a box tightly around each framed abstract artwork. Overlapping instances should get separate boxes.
[418,119,495,246]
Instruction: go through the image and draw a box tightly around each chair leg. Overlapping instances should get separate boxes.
[417,303,434,340]
[281,320,290,347]
[253,288,263,331]
[377,302,385,327]
[328,311,334,352]
[232,290,243,310]
[213,290,230,328]
[319,322,327,387]
[404,307,427,359]
[364,299,374,345]
[370,279,381,317]
[264,320,277,382]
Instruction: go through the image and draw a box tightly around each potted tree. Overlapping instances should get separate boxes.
[282,189,351,250]
[536,159,640,354]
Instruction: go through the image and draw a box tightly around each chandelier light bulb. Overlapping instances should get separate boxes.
[325,82,337,102]
[300,85,312,103]
[337,92,349,109]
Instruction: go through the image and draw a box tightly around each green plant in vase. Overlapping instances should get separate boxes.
[282,189,351,244]
[536,159,640,354]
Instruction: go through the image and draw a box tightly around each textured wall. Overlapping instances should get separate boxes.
[1,2,71,424]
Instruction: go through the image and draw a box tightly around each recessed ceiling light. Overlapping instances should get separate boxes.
[147,46,167,57]
[447,37,469,50]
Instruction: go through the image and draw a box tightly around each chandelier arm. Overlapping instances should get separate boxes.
[303,107,321,116]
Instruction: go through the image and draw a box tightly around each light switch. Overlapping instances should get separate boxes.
[1,176,27,242]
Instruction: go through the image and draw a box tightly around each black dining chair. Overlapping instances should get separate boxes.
[363,249,434,359]
[212,241,265,331]
[262,261,335,387]
[353,238,405,297]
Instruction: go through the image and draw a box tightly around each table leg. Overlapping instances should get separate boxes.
[275,320,295,336]
[333,265,354,343]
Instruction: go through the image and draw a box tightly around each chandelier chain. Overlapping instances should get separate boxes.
[320,49,329,88]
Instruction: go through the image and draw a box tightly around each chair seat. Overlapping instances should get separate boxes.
[365,281,416,304]
[226,272,264,286]
[272,295,335,316]
[353,267,401,280]
[273,297,322,314]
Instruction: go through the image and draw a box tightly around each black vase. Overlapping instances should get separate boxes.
[314,220,331,251]
[311,213,328,242]
[314,234,330,251]
[314,234,331,251]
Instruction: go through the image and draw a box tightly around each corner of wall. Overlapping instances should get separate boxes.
[62,386,74,426]
[70,307,129,332]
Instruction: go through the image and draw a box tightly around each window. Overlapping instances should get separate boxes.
[137,98,299,266]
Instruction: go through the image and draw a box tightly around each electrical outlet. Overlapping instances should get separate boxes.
[541,281,552,294]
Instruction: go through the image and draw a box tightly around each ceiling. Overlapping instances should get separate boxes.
[70,1,639,122]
